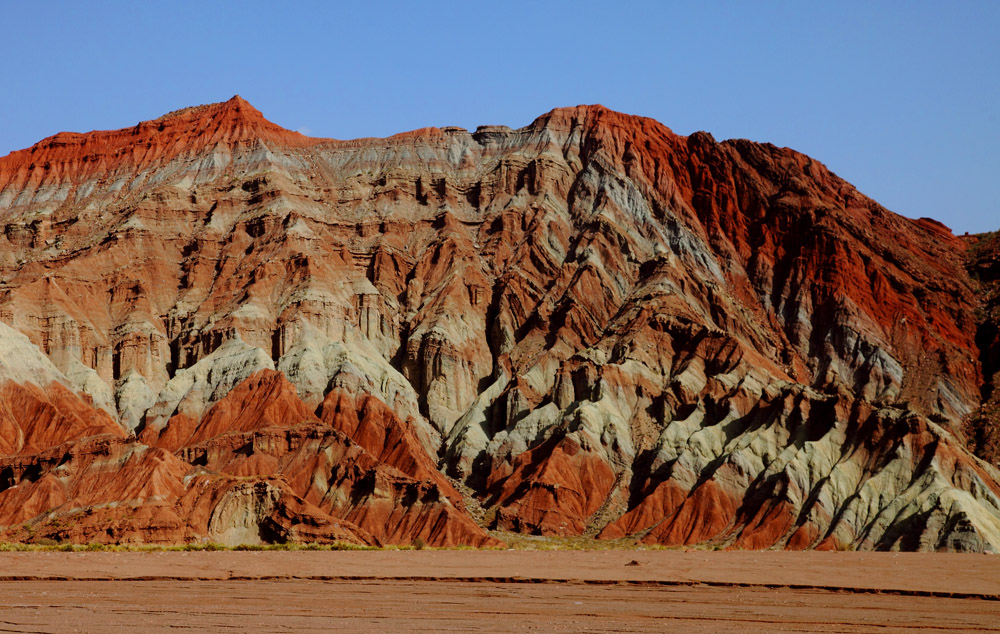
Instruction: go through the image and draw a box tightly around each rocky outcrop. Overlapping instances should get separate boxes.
[1,97,999,550]
[0,367,495,547]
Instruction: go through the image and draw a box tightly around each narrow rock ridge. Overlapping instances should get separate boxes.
[0,98,998,550]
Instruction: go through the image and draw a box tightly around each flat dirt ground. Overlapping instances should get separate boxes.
[0,550,997,632]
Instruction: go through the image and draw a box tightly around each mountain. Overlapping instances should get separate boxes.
[0,96,998,550]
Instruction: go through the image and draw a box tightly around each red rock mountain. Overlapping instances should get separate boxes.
[0,96,998,550]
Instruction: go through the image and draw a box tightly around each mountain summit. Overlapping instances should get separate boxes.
[0,96,309,188]
[0,98,998,550]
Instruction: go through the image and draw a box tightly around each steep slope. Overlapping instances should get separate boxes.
[0,97,998,550]
[0,322,493,547]
[965,231,1000,465]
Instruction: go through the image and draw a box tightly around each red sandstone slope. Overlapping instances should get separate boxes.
[0,98,998,550]
[0,96,310,188]
[1,367,495,547]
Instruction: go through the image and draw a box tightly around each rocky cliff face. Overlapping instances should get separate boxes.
[1,96,998,550]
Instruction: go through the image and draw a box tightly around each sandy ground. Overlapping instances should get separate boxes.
[0,551,996,632]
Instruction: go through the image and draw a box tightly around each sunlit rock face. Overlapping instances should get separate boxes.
[0,96,998,551]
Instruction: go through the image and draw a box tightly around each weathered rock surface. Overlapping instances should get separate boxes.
[965,231,1000,466]
[0,96,999,550]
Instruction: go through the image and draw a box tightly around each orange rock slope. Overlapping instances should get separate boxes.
[0,96,999,550]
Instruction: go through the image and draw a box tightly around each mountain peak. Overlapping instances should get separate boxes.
[226,94,258,115]
[529,104,677,139]
[0,96,310,183]
[156,94,264,124]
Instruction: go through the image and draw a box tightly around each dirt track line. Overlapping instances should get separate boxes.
[0,575,996,601]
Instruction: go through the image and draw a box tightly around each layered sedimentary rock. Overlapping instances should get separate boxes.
[0,326,492,547]
[0,96,998,550]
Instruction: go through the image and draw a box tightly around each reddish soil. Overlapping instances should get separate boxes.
[0,551,996,632]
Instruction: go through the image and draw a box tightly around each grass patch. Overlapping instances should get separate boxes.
[490,532,654,551]
[0,536,707,553]
[0,541,381,553]
[488,532,728,551]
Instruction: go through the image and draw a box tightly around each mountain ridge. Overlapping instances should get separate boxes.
[0,97,998,551]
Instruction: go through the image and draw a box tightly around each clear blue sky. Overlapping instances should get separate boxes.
[4,1,997,233]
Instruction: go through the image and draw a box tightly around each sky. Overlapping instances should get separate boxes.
[3,1,997,233]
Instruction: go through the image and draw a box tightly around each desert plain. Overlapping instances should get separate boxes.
[0,549,996,632]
